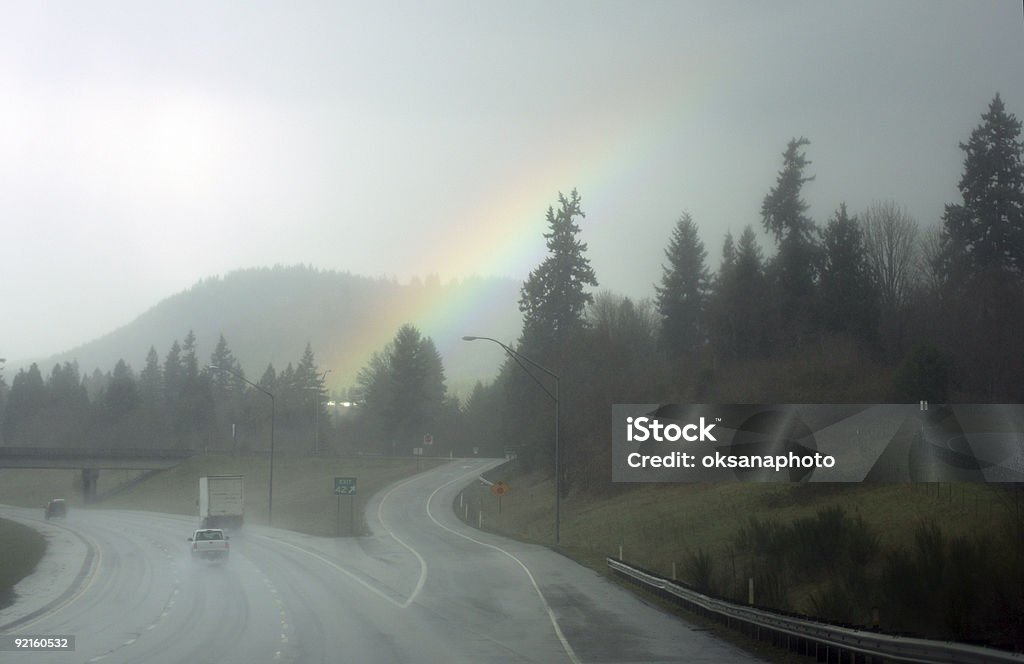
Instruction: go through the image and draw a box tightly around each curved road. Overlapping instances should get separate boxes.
[1,459,760,663]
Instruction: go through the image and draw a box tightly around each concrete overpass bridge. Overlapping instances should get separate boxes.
[0,446,194,500]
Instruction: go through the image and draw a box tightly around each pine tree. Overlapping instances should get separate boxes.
[163,340,184,411]
[761,138,820,342]
[105,359,139,421]
[209,334,243,404]
[937,95,1024,398]
[181,330,200,383]
[655,212,710,359]
[1,364,47,444]
[139,347,163,409]
[710,226,771,362]
[355,325,448,455]
[519,189,598,355]
[940,93,1024,280]
[819,203,879,342]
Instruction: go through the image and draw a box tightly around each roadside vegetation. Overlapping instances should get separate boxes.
[0,518,46,611]
[459,473,1024,650]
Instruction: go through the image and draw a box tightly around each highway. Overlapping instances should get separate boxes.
[0,459,761,663]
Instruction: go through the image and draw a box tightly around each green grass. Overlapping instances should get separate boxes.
[0,518,47,610]
[0,468,147,511]
[1,455,445,537]
[95,454,446,536]
[459,470,1014,617]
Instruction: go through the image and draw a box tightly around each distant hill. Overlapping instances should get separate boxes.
[24,266,523,398]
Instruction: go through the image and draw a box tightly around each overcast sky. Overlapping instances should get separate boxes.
[2,1,1022,363]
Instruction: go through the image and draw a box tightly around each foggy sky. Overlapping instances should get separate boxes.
[2,1,1022,363]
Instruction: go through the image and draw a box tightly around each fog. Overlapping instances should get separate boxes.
[2,1,1021,361]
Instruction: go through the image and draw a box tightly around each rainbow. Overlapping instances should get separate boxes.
[325,59,726,392]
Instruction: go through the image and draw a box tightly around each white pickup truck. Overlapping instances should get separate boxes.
[188,528,230,562]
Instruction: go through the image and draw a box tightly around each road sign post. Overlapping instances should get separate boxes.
[334,477,357,536]
[491,481,510,514]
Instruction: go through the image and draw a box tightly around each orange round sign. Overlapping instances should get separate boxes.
[491,481,510,497]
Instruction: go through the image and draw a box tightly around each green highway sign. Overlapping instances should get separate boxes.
[334,477,357,495]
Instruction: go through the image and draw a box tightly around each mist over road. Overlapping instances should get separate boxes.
[1,460,759,663]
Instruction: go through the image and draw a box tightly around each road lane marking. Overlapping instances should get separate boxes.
[253,462,500,613]
[256,535,408,608]
[425,463,583,664]
[377,473,432,606]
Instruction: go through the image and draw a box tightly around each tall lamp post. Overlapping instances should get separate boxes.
[461,336,561,544]
[209,365,276,526]
[311,369,332,456]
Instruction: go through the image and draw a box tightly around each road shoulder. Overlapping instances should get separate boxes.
[0,506,94,632]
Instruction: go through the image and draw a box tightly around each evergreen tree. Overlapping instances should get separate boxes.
[709,226,769,361]
[355,325,448,455]
[139,346,163,410]
[940,93,1024,280]
[294,343,325,396]
[258,364,277,393]
[935,97,1024,398]
[387,325,443,452]
[719,231,737,284]
[181,330,200,383]
[0,358,7,438]
[655,212,710,359]
[761,137,820,342]
[819,203,879,342]
[733,226,770,357]
[209,334,244,404]
[519,189,598,355]
[163,340,184,411]
[47,362,87,408]
[105,359,139,421]
[2,364,47,444]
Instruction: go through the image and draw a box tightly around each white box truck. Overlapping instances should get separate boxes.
[199,475,244,530]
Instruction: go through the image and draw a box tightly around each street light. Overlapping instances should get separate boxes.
[208,365,276,526]
[307,369,332,456]
[461,335,561,544]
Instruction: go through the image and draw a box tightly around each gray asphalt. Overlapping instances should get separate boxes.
[0,459,762,663]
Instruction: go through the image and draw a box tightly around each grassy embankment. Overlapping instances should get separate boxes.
[459,470,1022,648]
[0,454,446,537]
[0,518,46,611]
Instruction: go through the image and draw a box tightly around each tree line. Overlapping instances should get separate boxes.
[0,331,332,454]
[448,93,1024,494]
[1,94,1021,479]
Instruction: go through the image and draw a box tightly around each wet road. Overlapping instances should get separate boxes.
[0,459,760,663]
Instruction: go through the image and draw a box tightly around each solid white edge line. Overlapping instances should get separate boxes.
[376,473,431,607]
[425,462,583,664]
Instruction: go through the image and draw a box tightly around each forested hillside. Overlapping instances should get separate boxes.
[12,266,521,397]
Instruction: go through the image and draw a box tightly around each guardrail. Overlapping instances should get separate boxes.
[607,557,1022,664]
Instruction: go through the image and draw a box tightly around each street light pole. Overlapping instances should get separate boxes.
[209,365,276,526]
[314,369,331,456]
[462,336,561,544]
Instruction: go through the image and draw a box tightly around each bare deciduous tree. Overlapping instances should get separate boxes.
[861,200,919,310]
[917,223,945,295]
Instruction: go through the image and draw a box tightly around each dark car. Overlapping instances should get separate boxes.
[45,498,67,520]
